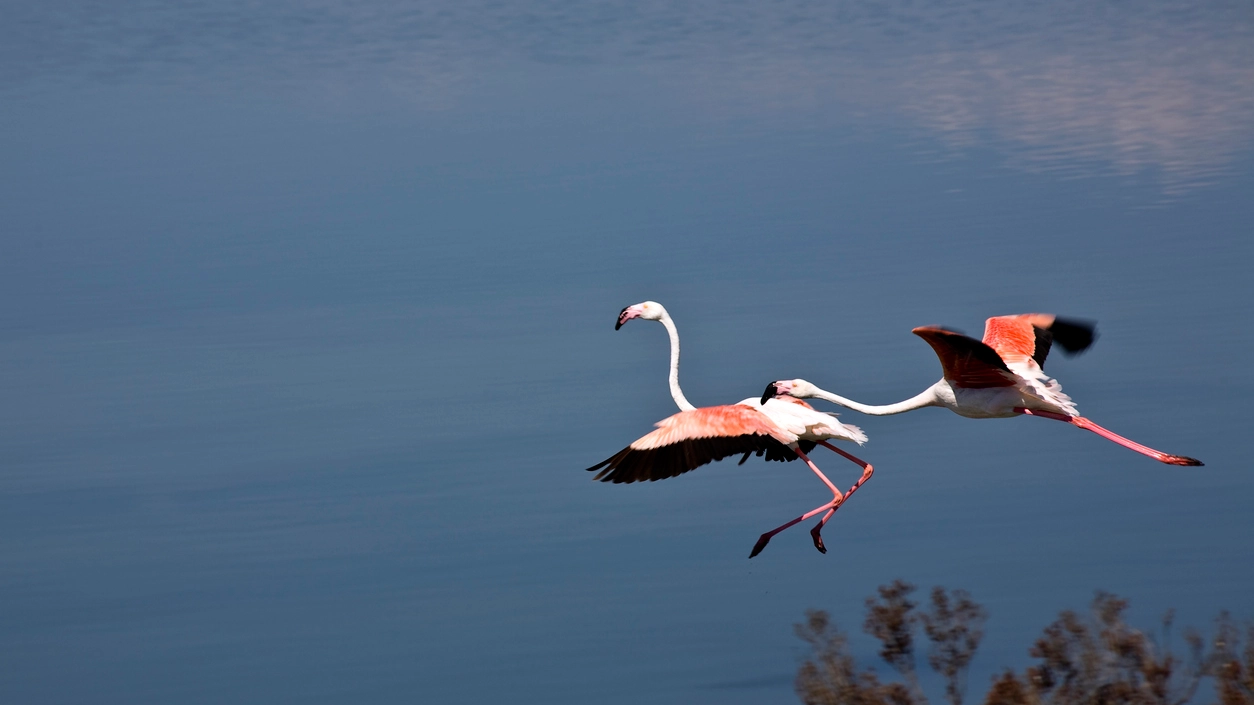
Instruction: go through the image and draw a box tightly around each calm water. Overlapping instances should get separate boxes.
[2,2,1252,703]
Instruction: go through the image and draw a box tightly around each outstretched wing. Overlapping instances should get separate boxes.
[587,405,795,484]
[983,314,1096,369]
[911,326,1018,389]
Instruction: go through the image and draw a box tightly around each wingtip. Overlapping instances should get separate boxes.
[586,458,615,479]
[1049,317,1098,355]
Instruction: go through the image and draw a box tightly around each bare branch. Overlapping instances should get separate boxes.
[921,587,988,705]
[865,580,927,705]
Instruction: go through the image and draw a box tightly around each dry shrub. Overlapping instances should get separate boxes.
[796,584,1252,705]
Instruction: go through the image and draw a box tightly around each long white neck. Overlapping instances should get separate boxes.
[658,314,697,411]
[808,385,939,416]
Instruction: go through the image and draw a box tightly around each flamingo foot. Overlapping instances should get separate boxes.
[749,534,772,559]
[1165,454,1204,467]
[810,524,827,554]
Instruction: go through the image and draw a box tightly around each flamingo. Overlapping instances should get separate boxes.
[587,301,875,557]
[762,313,1202,466]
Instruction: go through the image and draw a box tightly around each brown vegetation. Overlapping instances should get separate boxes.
[796,582,1253,705]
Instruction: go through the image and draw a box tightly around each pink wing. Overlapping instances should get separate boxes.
[588,405,795,484]
[912,326,1018,389]
[983,314,1096,369]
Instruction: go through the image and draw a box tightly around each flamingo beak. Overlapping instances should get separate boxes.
[616,305,640,330]
[760,382,781,405]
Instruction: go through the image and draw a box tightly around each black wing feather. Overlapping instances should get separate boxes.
[1031,326,1054,369]
[1047,318,1097,355]
[587,435,808,484]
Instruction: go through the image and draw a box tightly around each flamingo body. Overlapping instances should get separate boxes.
[589,301,876,556]
[766,313,1202,466]
[912,323,1078,419]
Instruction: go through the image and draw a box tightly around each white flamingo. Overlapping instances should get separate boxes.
[588,301,875,557]
[763,313,1202,466]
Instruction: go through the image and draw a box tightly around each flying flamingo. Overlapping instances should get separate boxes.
[762,313,1202,466]
[587,301,875,557]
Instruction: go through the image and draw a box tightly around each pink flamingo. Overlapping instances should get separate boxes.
[588,301,876,557]
[763,314,1202,466]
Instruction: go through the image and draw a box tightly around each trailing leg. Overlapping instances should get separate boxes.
[1016,408,1202,466]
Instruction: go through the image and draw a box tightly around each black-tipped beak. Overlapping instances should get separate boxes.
[615,306,630,330]
[760,382,779,405]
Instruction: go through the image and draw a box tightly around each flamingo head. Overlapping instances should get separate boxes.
[616,301,666,329]
[760,378,817,404]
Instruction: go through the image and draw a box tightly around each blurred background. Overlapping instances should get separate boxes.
[1,1,1251,703]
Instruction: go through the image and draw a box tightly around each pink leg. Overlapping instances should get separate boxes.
[749,446,844,558]
[1015,409,1203,466]
[807,442,876,553]
[794,446,843,497]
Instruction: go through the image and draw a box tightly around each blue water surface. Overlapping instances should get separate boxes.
[2,2,1252,703]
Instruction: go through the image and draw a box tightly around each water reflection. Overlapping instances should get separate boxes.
[4,1,1251,194]
[892,36,1254,193]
